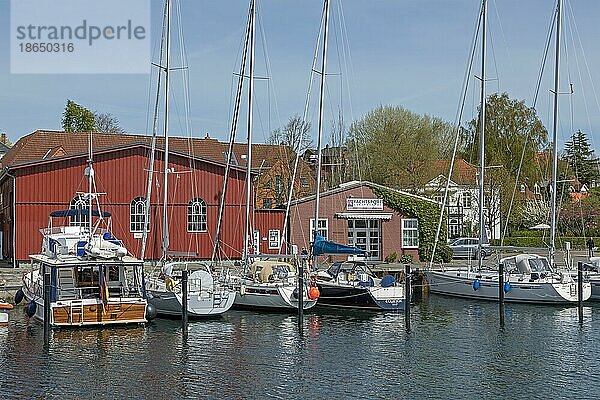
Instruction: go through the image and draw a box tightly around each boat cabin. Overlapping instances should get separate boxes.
[502,254,552,275]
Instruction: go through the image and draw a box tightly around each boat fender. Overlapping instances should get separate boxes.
[308,286,320,300]
[473,279,480,291]
[240,284,246,296]
[380,275,396,288]
[25,301,37,318]
[14,289,24,305]
[291,288,299,300]
[145,304,157,321]
[504,282,511,293]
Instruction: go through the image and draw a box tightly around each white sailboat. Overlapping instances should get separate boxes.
[426,0,591,303]
[144,0,235,317]
[231,0,317,311]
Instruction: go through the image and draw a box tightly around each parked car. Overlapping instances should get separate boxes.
[449,237,491,259]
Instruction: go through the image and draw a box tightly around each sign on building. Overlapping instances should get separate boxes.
[346,198,384,211]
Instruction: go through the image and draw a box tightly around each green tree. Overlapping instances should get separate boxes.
[463,93,548,181]
[347,105,454,191]
[564,130,599,186]
[62,100,95,132]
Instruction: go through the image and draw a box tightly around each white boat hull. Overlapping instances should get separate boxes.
[147,289,235,317]
[426,269,591,304]
[233,282,317,311]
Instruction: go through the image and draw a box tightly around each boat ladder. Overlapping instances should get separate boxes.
[70,300,84,324]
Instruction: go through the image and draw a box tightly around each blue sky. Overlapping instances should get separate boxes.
[1,0,600,151]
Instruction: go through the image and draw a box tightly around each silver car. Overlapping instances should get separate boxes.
[449,237,491,259]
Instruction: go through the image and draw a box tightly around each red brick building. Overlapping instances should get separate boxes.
[288,181,436,262]
[0,130,286,265]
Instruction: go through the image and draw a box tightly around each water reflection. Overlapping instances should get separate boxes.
[1,299,600,399]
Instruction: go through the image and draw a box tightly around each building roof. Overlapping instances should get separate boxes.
[290,180,438,205]
[1,130,297,171]
[427,159,478,186]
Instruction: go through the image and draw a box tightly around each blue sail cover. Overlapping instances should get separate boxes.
[312,233,366,256]
[50,209,111,218]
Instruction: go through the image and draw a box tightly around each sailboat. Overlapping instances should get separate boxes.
[231,0,317,311]
[426,0,591,303]
[144,0,235,317]
[18,142,150,327]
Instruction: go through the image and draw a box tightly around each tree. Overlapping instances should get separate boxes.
[563,130,599,186]
[347,105,454,191]
[463,93,548,181]
[62,100,95,132]
[268,115,312,154]
[94,112,124,133]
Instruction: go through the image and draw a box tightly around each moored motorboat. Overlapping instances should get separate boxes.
[314,261,405,310]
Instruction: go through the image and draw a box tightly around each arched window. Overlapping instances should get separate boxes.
[188,198,207,232]
[70,195,90,227]
[130,197,149,232]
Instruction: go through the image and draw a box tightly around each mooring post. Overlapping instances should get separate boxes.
[498,262,505,326]
[578,261,583,325]
[404,264,411,333]
[181,270,188,333]
[43,266,50,346]
[297,255,304,329]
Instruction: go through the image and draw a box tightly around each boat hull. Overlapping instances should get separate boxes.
[233,283,317,311]
[147,289,235,317]
[426,270,591,304]
[316,282,405,310]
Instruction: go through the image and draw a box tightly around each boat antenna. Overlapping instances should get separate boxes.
[477,0,487,271]
[549,0,562,266]
[312,0,331,269]
[161,0,173,262]
[242,0,256,268]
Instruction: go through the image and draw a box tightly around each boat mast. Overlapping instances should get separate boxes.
[161,0,173,261]
[477,0,487,270]
[211,2,253,263]
[312,0,331,268]
[549,0,562,266]
[242,0,256,265]
[141,0,169,260]
[87,131,94,242]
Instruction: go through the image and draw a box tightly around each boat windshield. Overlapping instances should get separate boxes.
[528,258,551,273]
[327,262,372,277]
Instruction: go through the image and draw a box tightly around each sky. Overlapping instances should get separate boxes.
[1,0,600,152]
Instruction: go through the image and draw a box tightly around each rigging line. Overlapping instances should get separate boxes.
[501,6,556,245]
[212,1,252,263]
[430,0,482,268]
[141,0,168,261]
[280,3,325,252]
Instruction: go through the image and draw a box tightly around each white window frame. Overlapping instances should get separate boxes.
[402,218,419,249]
[268,229,281,250]
[130,197,149,233]
[70,195,90,227]
[187,198,207,232]
[461,192,472,208]
[310,218,328,240]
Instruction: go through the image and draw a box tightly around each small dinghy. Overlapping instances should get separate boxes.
[0,312,8,327]
[0,299,13,311]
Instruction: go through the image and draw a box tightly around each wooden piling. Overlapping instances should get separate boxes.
[43,267,50,346]
[298,256,304,329]
[578,262,583,325]
[404,264,411,333]
[498,262,505,326]
[181,270,188,332]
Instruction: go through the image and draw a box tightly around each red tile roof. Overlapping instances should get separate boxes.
[1,130,296,170]
[429,159,478,185]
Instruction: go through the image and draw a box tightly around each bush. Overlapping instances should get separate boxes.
[493,236,600,250]
[400,253,413,264]
[385,252,398,263]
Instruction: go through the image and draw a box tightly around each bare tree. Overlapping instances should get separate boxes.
[268,115,312,154]
[94,112,124,133]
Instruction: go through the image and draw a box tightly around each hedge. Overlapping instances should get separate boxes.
[491,237,600,250]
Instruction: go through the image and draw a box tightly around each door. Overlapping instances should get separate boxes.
[347,219,381,261]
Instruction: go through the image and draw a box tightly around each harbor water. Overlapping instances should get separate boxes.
[1,295,598,399]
